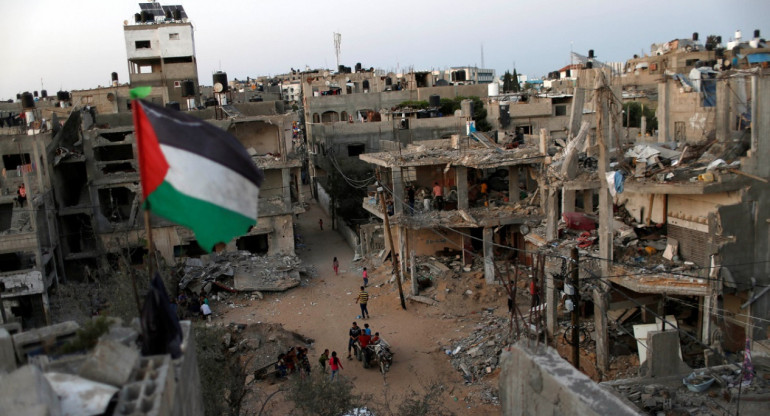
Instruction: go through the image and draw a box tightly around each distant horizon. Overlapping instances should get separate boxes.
[0,0,767,100]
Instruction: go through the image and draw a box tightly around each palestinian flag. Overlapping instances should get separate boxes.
[133,99,263,251]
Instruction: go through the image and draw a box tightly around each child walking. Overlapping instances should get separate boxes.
[333,257,339,276]
[329,351,343,381]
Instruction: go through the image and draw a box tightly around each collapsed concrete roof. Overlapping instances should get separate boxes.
[359,139,544,169]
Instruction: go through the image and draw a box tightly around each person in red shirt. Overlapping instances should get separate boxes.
[329,351,343,381]
[432,182,444,210]
[358,331,372,363]
[530,278,541,308]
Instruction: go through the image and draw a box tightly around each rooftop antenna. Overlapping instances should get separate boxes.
[481,43,485,69]
[334,32,342,69]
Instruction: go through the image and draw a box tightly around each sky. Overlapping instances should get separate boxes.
[1,0,768,100]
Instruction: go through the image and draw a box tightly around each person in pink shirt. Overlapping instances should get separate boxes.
[333,257,339,275]
[329,351,343,381]
[432,182,444,210]
[362,267,368,287]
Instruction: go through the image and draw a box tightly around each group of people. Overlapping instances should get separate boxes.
[172,291,212,321]
[346,321,383,364]
[276,346,312,378]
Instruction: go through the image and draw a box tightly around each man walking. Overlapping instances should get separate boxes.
[347,322,362,359]
[356,286,370,319]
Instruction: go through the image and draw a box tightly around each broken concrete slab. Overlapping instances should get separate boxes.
[78,339,139,387]
[12,321,79,363]
[44,372,118,416]
[407,295,438,306]
[639,330,691,378]
[234,270,300,292]
[0,328,16,373]
[0,365,62,416]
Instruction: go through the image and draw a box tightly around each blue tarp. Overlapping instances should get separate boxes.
[701,79,717,107]
[747,53,770,64]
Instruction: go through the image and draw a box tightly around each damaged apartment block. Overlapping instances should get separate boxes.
[359,135,546,289]
[526,63,770,391]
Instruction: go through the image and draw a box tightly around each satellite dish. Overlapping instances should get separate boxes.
[213,83,223,93]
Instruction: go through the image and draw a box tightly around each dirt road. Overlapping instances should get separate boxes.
[215,198,501,415]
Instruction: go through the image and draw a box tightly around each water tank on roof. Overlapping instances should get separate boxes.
[693,32,699,41]
[588,49,595,58]
[165,9,172,20]
[173,9,182,20]
[755,29,761,38]
[57,91,70,101]
[16,93,21,100]
[488,83,499,96]
[355,63,362,72]
[213,72,228,92]
[33,91,38,97]
[41,90,47,98]
[134,13,142,23]
[21,92,35,109]
[165,101,181,111]
[181,80,195,98]
[141,11,152,23]
[429,95,441,108]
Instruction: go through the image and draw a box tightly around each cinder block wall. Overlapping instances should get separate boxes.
[499,341,640,416]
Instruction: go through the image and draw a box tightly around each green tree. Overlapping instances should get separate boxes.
[285,372,369,416]
[511,68,521,92]
[438,96,491,131]
[502,71,513,93]
[622,102,658,134]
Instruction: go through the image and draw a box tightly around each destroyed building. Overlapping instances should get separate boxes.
[302,66,494,212]
[358,135,545,286]
[47,104,303,276]
[525,63,770,393]
[0,91,64,329]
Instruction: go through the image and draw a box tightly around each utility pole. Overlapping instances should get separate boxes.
[377,173,406,310]
[570,247,580,369]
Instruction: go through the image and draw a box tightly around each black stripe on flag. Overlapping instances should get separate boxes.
[139,100,263,188]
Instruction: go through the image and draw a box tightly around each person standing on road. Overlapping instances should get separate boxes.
[319,349,329,373]
[329,351,343,381]
[319,218,323,230]
[347,322,362,359]
[362,267,368,287]
[356,287,370,319]
[333,257,339,276]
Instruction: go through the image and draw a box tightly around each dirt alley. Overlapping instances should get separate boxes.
[212,197,504,415]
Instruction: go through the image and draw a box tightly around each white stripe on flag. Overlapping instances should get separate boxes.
[160,144,259,219]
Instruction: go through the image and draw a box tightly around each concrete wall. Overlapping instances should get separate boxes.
[402,227,464,257]
[230,122,281,154]
[124,23,195,59]
[309,116,463,156]
[499,342,640,416]
[658,79,716,143]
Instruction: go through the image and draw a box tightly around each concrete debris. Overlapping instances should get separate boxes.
[606,364,770,415]
[446,313,509,384]
[178,251,310,293]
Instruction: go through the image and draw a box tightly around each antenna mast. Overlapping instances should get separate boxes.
[481,43,485,69]
[334,32,342,69]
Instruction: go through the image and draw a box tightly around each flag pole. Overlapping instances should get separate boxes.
[144,209,155,279]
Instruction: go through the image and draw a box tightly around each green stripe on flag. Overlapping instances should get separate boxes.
[130,86,153,99]
[145,181,256,251]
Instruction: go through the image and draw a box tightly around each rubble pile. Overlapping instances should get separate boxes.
[610,364,770,415]
[445,312,510,384]
[178,251,312,294]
